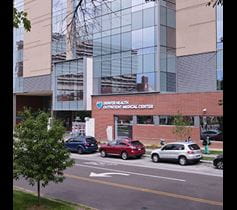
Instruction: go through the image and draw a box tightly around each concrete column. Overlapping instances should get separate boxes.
[85,117,95,137]
[153,115,160,125]
[194,116,200,128]
[114,116,118,139]
[84,57,93,110]
[132,115,137,125]
[13,94,16,129]
[156,0,160,92]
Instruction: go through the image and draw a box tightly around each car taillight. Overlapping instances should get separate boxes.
[187,150,194,154]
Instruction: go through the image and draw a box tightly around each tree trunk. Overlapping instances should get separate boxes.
[37,180,40,205]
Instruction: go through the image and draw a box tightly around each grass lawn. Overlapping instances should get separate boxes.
[201,150,223,155]
[13,189,93,210]
[202,156,215,161]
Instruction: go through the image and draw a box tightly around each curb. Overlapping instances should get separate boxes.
[200,160,212,164]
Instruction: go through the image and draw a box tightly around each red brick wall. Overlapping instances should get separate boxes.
[92,92,223,149]
[133,125,200,143]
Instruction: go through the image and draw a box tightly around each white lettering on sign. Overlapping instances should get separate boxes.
[96,100,154,110]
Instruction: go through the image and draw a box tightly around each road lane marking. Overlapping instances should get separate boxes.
[75,163,186,182]
[65,173,223,207]
[90,172,130,177]
[83,161,118,166]
[71,154,223,177]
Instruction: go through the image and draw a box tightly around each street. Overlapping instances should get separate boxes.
[14,153,223,210]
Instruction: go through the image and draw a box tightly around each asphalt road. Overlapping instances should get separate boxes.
[14,152,223,210]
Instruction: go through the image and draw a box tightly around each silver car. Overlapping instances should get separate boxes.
[151,142,203,165]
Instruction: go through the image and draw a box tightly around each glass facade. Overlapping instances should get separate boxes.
[13,0,24,92]
[52,0,67,62]
[160,0,176,92]
[53,58,85,110]
[52,0,177,96]
[93,0,160,94]
[216,5,223,90]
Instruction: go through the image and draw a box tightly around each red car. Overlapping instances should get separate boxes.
[99,139,146,160]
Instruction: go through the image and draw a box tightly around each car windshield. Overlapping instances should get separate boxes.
[86,137,97,143]
[130,141,143,146]
[188,144,200,150]
[108,141,117,146]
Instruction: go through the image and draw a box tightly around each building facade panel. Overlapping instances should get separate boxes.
[177,52,217,92]
[23,74,51,92]
[23,0,52,77]
[176,0,216,56]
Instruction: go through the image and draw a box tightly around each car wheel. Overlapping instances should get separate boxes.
[77,147,83,154]
[216,160,223,169]
[152,154,160,163]
[195,159,200,164]
[121,152,128,160]
[179,156,187,166]
[100,150,106,158]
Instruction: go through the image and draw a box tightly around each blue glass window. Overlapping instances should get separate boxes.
[132,10,142,30]
[121,32,132,51]
[143,27,155,48]
[143,7,155,28]
[132,29,143,49]
[143,53,155,73]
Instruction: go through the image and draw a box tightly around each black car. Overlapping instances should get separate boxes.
[201,130,223,141]
[64,136,98,154]
[213,154,223,169]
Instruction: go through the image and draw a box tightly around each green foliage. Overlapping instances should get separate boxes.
[13,109,74,202]
[172,112,192,140]
[13,7,31,31]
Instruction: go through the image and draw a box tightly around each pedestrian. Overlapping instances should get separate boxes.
[160,139,165,146]
[187,136,192,142]
[203,136,210,154]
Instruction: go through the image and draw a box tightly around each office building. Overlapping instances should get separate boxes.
[13,0,223,148]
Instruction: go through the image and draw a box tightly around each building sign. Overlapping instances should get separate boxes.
[96,100,154,110]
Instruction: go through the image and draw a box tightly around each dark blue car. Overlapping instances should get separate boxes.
[64,136,98,154]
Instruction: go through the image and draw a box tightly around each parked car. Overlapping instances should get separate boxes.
[213,154,223,169]
[99,139,145,160]
[64,136,98,154]
[200,130,223,141]
[151,142,202,165]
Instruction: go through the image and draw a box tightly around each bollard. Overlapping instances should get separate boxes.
[204,136,210,154]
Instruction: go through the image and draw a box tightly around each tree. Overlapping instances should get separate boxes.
[207,0,223,7]
[13,7,31,31]
[13,109,74,205]
[172,113,192,140]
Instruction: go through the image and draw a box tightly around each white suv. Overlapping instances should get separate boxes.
[151,142,202,165]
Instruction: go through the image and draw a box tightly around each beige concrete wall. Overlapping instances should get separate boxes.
[23,0,51,77]
[176,0,216,56]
